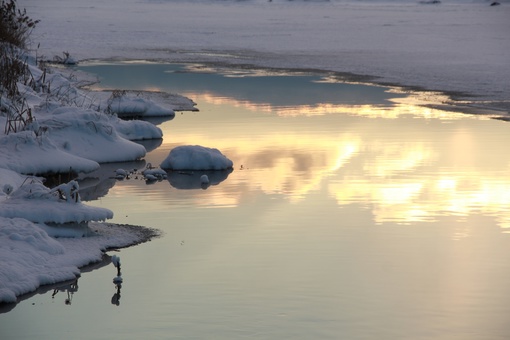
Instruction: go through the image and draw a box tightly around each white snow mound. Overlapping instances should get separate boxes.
[161,145,234,170]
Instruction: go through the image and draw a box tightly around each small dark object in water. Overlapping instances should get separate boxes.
[490,2,500,6]
[419,0,441,4]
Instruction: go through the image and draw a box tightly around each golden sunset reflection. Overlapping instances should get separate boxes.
[79,62,510,231]
[135,92,510,230]
[68,63,510,339]
[177,91,474,120]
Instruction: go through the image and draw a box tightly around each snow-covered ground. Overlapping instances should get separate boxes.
[21,0,510,111]
[0,168,128,303]
[0,57,168,302]
[0,47,227,303]
[0,215,159,304]
[0,39,194,303]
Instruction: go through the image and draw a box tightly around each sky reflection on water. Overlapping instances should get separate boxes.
[75,62,510,230]
[3,63,509,339]
[110,99,510,230]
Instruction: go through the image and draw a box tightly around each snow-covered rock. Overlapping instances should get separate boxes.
[160,145,234,171]
[142,168,167,181]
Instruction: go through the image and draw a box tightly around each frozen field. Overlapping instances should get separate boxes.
[21,0,510,111]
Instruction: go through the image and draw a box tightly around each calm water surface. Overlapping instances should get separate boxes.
[2,63,510,339]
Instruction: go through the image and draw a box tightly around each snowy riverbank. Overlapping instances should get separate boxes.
[0,217,159,305]
[0,45,193,304]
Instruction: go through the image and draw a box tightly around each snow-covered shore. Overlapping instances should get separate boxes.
[0,217,159,305]
[0,47,191,303]
[21,0,510,112]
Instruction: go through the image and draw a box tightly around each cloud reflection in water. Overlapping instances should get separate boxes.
[81,63,510,231]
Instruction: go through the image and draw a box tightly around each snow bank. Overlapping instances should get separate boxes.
[0,178,112,224]
[41,108,147,163]
[0,54,168,174]
[0,7,184,307]
[0,131,100,175]
[0,217,158,303]
[0,169,29,197]
[0,217,66,303]
[111,117,163,141]
[107,95,175,118]
[161,145,234,170]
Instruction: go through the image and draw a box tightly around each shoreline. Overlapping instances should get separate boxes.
[76,57,510,119]
[0,222,161,311]
[22,0,510,120]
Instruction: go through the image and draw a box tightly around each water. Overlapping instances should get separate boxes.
[2,63,510,339]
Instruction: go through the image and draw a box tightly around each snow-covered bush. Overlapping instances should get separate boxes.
[0,45,34,135]
[0,0,40,134]
[53,51,76,65]
[0,0,39,48]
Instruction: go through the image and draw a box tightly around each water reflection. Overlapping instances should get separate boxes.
[51,279,78,305]
[78,62,510,229]
[111,283,121,306]
[78,160,147,200]
[4,63,510,339]
[134,106,510,230]
[135,138,163,153]
[184,91,468,120]
[0,254,113,314]
[167,169,233,190]
[78,63,403,109]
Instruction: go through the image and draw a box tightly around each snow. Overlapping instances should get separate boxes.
[0,60,166,174]
[21,0,510,111]
[111,255,121,268]
[161,145,234,170]
[0,179,113,224]
[200,174,210,185]
[112,117,163,141]
[0,218,156,303]
[0,16,175,303]
[106,94,175,118]
[142,167,168,181]
[0,168,155,304]
[0,173,119,303]
[35,108,148,163]
[0,130,100,175]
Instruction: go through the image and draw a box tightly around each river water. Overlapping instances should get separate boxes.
[2,63,510,339]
